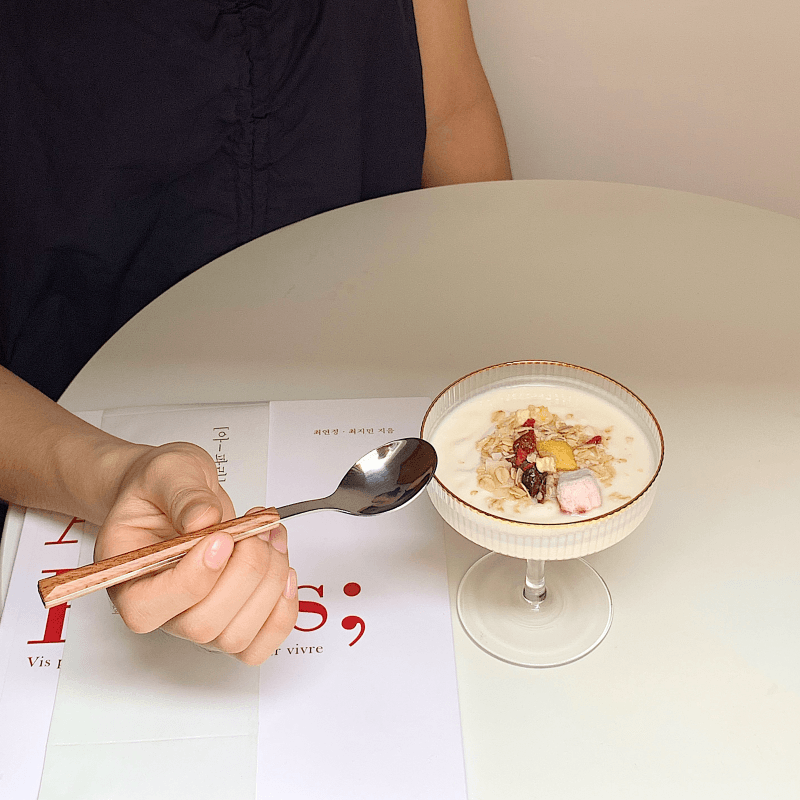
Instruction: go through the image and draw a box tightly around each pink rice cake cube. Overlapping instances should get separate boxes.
[556,468,603,515]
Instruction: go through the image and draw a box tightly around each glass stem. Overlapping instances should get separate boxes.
[523,559,547,608]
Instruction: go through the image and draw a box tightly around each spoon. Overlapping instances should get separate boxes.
[38,438,437,609]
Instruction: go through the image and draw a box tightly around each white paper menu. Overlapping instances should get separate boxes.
[0,510,88,800]
[0,411,102,800]
[258,399,467,799]
[0,398,465,799]
[36,402,272,800]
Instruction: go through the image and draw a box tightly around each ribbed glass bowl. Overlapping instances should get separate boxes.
[421,361,664,561]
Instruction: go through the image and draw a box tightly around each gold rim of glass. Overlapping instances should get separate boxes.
[421,360,665,530]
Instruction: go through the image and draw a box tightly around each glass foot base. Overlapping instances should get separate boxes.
[457,553,613,668]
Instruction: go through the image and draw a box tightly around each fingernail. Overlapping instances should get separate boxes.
[283,568,297,599]
[204,534,233,570]
[180,502,214,532]
[256,522,278,542]
[268,526,288,554]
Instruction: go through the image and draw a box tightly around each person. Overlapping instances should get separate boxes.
[0,0,511,663]
[1,0,511,401]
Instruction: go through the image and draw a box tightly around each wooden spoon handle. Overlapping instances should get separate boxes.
[38,508,281,609]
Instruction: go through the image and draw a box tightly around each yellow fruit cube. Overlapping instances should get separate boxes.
[537,440,578,471]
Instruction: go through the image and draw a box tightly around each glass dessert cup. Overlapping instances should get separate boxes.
[422,361,664,668]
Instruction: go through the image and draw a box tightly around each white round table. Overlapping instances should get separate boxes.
[5,181,800,797]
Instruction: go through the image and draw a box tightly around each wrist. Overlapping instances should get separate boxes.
[53,428,152,525]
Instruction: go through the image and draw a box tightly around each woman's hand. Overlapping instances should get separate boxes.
[94,442,298,665]
[2,345,296,664]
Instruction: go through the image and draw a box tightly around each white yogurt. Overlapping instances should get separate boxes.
[429,384,656,523]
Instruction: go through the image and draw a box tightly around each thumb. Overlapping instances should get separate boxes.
[172,488,225,535]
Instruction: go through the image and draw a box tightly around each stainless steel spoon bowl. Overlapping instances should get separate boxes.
[278,437,437,518]
[39,438,438,608]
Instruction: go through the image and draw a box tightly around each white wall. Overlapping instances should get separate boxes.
[469,1,799,217]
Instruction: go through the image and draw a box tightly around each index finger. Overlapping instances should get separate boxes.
[109,532,234,634]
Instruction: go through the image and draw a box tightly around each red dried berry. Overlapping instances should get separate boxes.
[513,430,537,452]
[585,435,602,445]
[522,418,536,427]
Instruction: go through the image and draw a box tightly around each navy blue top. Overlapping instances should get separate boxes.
[0,1,426,399]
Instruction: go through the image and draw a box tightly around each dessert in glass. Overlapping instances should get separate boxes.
[421,361,664,667]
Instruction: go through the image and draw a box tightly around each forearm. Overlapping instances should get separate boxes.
[0,366,147,524]
[414,0,512,189]
[421,91,512,187]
